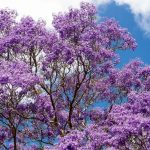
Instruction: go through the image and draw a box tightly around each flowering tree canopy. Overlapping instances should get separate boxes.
[0,2,149,150]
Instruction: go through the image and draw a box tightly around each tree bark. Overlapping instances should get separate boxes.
[12,127,17,150]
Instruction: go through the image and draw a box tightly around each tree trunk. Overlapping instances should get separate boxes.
[12,127,17,150]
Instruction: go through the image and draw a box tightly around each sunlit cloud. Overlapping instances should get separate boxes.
[114,0,150,35]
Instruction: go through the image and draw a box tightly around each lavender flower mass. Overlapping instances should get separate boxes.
[0,2,149,150]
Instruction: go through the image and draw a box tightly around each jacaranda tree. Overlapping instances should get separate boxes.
[0,2,149,150]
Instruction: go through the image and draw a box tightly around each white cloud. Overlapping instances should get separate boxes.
[114,0,150,34]
[93,0,111,5]
[96,0,150,34]
[0,0,111,26]
[0,0,89,26]
[0,0,150,34]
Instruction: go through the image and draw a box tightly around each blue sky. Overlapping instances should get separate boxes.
[98,2,150,66]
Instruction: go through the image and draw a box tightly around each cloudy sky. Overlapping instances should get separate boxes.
[0,0,150,65]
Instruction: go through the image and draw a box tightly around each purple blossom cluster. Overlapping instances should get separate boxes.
[51,91,150,150]
[0,2,149,150]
